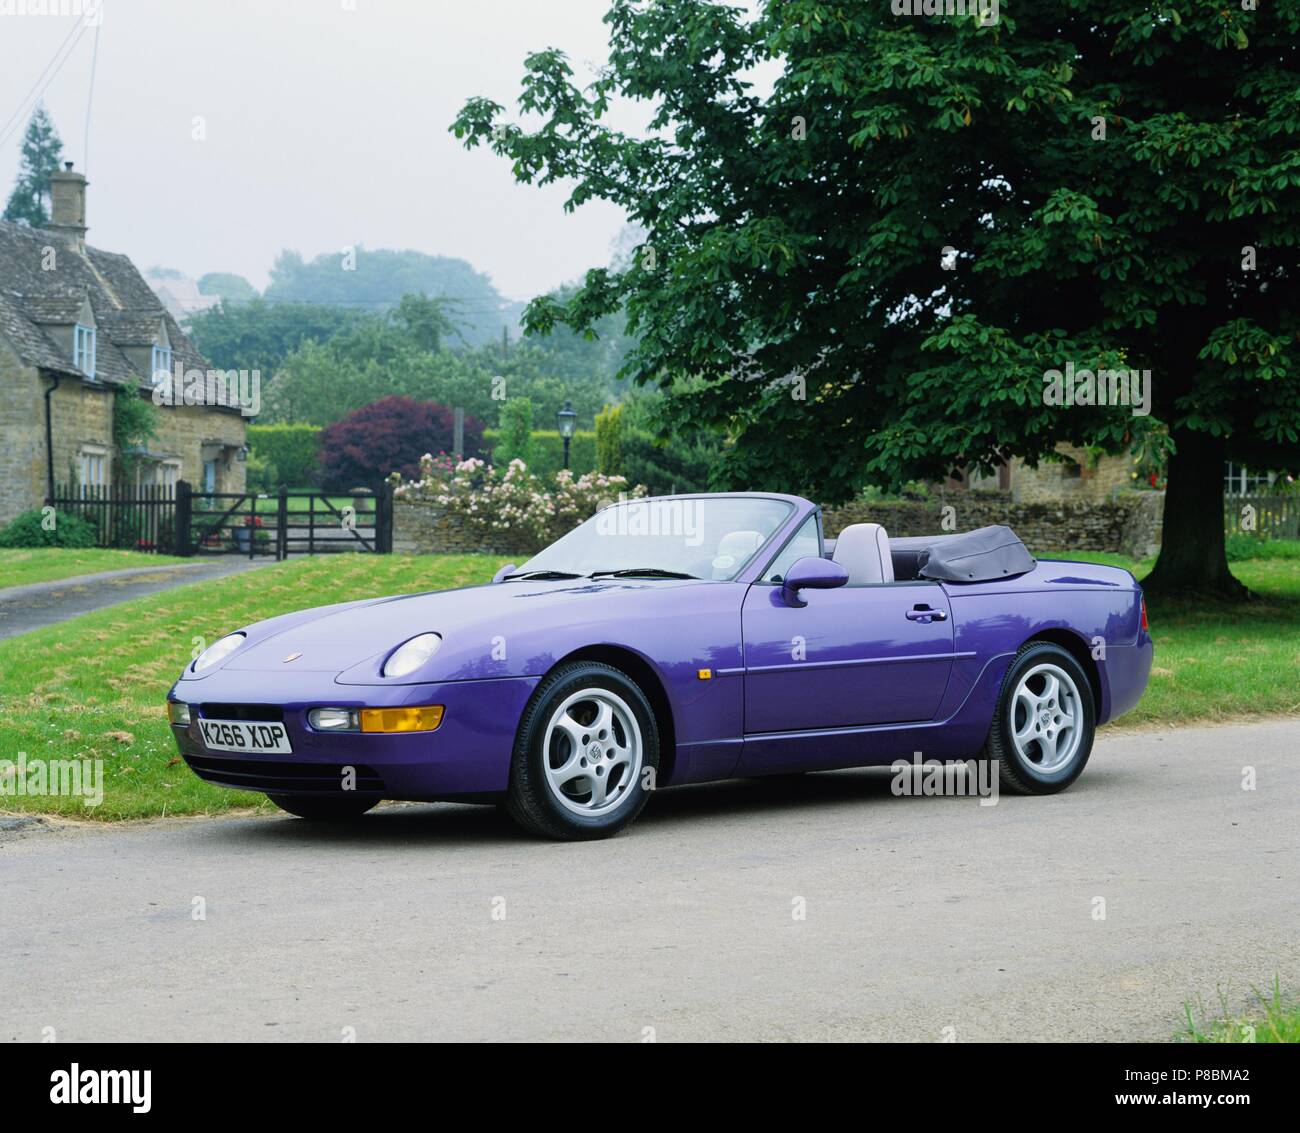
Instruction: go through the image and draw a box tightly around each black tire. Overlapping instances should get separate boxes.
[268,794,380,820]
[505,661,660,841]
[983,641,1096,795]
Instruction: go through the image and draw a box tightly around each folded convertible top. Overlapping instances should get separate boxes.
[890,525,1036,583]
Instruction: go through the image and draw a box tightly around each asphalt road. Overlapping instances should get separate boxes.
[2,720,1296,1042]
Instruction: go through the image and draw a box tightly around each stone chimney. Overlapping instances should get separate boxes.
[47,162,88,252]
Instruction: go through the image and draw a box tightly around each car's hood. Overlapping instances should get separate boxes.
[186,576,723,684]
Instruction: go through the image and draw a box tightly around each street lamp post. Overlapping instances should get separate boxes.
[556,399,577,470]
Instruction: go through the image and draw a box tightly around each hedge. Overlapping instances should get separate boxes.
[483,428,597,479]
[246,423,322,488]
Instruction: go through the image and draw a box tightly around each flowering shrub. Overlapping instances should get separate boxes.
[394,455,644,547]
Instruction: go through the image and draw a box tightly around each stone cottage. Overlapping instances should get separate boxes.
[0,163,246,526]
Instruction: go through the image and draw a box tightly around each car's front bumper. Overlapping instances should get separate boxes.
[168,670,539,800]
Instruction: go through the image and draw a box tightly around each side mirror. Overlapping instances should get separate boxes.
[780,556,848,606]
[492,563,518,584]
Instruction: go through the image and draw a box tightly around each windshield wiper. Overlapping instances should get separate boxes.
[588,568,698,580]
[501,569,584,581]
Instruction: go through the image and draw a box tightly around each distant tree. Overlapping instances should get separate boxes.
[197,273,258,305]
[261,315,614,428]
[185,298,369,374]
[520,281,636,396]
[3,105,63,226]
[317,396,484,488]
[496,396,534,466]
[263,247,514,348]
[393,293,458,352]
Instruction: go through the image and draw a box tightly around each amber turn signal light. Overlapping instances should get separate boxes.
[359,706,444,733]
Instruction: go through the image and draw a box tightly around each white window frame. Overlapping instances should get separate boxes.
[1224,462,1275,496]
[78,445,109,491]
[136,458,182,491]
[151,344,173,387]
[74,323,97,378]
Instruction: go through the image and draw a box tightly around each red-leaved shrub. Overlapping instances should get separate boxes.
[317,396,484,489]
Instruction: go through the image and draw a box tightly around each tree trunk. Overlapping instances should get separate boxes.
[1142,428,1250,600]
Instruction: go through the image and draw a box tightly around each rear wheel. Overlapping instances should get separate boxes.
[983,642,1096,795]
[505,661,659,840]
[268,794,380,820]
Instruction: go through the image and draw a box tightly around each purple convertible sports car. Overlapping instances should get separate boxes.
[167,493,1152,839]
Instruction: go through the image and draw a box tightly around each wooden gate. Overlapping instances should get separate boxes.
[176,482,392,559]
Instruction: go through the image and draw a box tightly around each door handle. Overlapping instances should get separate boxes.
[906,605,947,622]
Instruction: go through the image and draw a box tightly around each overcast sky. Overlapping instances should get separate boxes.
[0,0,644,301]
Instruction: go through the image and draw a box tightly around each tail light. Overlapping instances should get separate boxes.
[1140,596,1149,631]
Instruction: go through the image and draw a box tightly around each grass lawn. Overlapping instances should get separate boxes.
[1042,550,1300,725]
[0,553,510,819]
[0,548,1297,820]
[238,489,360,514]
[0,548,189,591]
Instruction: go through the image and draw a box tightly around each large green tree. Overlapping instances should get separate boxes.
[453,0,1300,597]
[3,105,63,226]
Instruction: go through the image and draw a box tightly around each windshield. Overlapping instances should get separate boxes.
[515,497,794,581]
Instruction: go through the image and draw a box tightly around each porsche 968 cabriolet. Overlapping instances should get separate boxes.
[167,493,1152,839]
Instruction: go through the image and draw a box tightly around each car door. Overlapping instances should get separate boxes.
[740,575,955,734]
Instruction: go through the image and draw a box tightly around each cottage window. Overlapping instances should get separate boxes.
[74,323,97,377]
[1223,463,1274,496]
[78,447,108,490]
[136,459,181,491]
[151,344,173,386]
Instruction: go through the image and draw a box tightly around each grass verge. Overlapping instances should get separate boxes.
[0,554,510,819]
[1041,551,1300,725]
[1180,980,1299,1043]
[0,548,190,591]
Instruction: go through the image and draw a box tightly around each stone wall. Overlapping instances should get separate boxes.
[1009,446,1136,504]
[393,496,539,558]
[0,344,48,525]
[49,376,116,490]
[395,489,1166,560]
[150,400,248,494]
[824,490,1163,557]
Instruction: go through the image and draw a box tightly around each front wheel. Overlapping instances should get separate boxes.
[983,642,1096,795]
[505,661,660,840]
[268,794,380,820]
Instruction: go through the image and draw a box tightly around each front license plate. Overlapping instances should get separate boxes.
[198,718,293,755]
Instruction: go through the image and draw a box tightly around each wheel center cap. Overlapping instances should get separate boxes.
[1038,709,1051,727]
[587,742,604,760]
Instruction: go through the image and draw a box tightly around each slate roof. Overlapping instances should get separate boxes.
[0,219,223,400]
